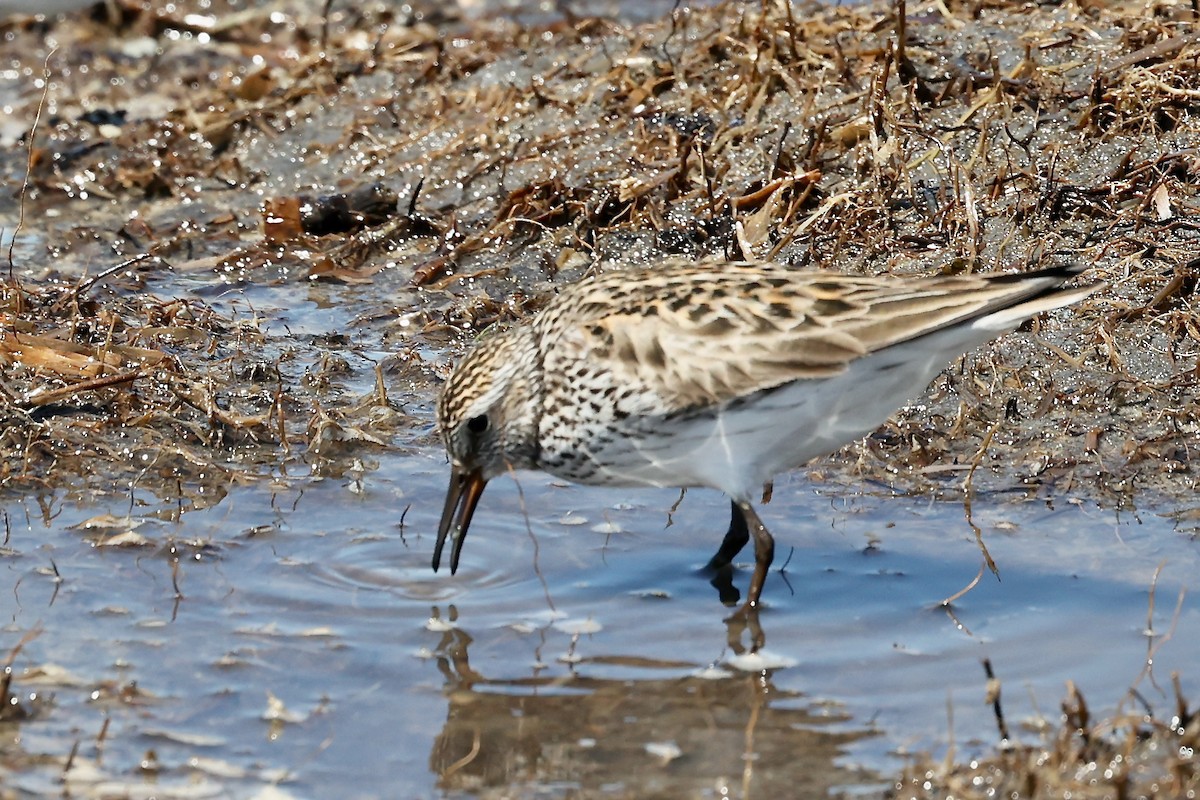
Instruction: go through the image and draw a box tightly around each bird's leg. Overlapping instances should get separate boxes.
[736,501,775,613]
[704,500,750,571]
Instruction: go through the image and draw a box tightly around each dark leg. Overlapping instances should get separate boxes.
[704,500,750,571]
[736,501,775,613]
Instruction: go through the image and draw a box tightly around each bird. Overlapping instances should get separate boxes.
[433,261,1101,613]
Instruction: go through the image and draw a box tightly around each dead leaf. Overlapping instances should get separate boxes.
[1151,183,1173,221]
[263,196,304,244]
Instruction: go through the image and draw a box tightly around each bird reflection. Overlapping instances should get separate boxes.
[425,605,871,796]
[725,603,766,656]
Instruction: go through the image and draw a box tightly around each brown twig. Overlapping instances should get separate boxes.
[17,369,145,409]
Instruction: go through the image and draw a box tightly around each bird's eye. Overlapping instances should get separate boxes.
[466,415,489,434]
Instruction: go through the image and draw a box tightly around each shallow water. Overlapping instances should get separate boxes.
[4,454,1197,798]
[2,1,1198,795]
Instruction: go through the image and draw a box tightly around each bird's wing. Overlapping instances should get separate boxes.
[548,264,1087,413]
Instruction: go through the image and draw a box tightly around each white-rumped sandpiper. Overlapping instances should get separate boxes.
[434,261,1100,612]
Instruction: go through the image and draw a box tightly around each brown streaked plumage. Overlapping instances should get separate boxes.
[433,261,1102,614]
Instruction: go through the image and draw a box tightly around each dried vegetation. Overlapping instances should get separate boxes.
[895,670,1200,799]
[2,0,1200,791]
[2,0,1197,508]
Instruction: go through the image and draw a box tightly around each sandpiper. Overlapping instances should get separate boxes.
[433,261,1100,612]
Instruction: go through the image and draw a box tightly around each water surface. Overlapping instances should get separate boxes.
[5,458,1196,797]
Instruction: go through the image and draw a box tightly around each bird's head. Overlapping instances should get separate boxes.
[433,326,541,575]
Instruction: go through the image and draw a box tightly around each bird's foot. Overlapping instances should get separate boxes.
[698,560,741,606]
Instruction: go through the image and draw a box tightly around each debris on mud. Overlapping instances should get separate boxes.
[2,0,1197,508]
[2,1,1200,796]
[896,668,1200,800]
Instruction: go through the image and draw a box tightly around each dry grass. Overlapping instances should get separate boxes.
[1,0,1200,795]
[3,0,1197,506]
[894,674,1200,799]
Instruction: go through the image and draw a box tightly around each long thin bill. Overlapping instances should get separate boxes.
[433,466,487,575]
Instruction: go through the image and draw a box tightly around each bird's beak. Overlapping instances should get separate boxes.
[433,465,487,575]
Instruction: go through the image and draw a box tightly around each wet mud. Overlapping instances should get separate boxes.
[2,0,1199,797]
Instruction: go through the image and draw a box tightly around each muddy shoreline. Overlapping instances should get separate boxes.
[2,0,1197,512]
[2,0,1199,796]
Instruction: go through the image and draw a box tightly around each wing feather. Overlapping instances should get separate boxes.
[539,263,1091,413]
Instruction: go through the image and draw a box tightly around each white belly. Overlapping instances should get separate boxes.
[576,325,999,499]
